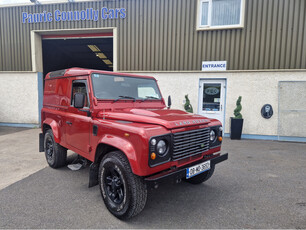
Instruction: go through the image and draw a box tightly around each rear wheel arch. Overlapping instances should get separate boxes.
[43,124,51,133]
[42,119,61,143]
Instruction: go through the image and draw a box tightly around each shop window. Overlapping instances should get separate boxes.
[197,0,245,30]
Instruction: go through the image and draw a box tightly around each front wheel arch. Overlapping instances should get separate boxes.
[89,143,134,188]
[94,143,119,165]
[95,135,141,175]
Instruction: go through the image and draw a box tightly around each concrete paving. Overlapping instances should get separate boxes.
[0,126,30,136]
[0,128,305,228]
[0,128,47,190]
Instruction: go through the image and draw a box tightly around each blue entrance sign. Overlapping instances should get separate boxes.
[22,7,126,23]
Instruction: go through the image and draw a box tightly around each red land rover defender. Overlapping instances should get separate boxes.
[39,68,228,219]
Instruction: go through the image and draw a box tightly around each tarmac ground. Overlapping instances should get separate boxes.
[0,127,305,228]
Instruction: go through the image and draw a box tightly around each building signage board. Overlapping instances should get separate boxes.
[202,61,227,71]
[22,7,126,23]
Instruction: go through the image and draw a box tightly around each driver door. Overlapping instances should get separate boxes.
[66,79,91,156]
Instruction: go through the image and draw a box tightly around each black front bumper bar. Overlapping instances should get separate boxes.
[145,153,228,189]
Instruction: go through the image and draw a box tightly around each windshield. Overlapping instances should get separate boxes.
[91,73,162,100]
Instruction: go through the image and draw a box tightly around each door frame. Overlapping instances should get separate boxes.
[198,78,227,128]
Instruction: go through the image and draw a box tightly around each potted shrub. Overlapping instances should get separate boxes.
[230,96,243,140]
[184,94,193,113]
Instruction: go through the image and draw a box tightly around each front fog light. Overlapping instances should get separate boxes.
[156,140,167,156]
[210,130,216,142]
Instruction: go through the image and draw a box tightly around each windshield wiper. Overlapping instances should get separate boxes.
[113,95,136,102]
[141,96,160,101]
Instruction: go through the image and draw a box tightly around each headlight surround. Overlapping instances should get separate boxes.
[210,130,217,142]
[149,135,171,167]
[156,139,167,156]
[209,125,223,149]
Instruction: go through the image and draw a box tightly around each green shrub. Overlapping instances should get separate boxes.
[234,96,243,119]
[184,94,193,113]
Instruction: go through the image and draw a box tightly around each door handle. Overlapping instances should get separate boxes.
[66,121,72,125]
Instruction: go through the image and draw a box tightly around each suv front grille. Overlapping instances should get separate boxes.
[172,128,210,161]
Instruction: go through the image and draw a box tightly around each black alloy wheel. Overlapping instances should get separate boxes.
[103,167,125,204]
[45,133,55,165]
[99,151,147,219]
[44,129,67,168]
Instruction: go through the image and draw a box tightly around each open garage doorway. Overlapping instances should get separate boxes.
[42,34,113,77]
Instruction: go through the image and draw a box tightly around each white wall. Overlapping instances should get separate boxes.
[0,72,39,124]
[129,70,306,136]
[1,70,305,136]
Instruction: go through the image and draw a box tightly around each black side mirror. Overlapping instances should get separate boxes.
[167,95,172,109]
[74,93,85,108]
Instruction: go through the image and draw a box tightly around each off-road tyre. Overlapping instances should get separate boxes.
[184,165,215,184]
[44,129,67,168]
[99,151,147,219]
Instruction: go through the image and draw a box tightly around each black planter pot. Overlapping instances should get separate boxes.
[230,118,244,140]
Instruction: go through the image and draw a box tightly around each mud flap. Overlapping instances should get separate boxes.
[89,162,99,188]
[39,133,44,152]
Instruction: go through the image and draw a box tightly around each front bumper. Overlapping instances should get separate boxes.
[145,153,228,188]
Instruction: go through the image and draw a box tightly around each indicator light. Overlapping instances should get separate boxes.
[218,136,223,142]
[124,133,130,137]
[151,152,156,160]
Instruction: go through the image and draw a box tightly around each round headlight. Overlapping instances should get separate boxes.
[151,138,157,145]
[156,140,167,156]
[210,130,216,142]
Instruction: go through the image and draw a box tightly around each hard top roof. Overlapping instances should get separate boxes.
[45,68,156,80]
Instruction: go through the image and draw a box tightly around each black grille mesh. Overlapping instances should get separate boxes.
[172,128,210,161]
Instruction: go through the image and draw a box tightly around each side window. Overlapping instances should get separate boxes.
[71,81,90,108]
